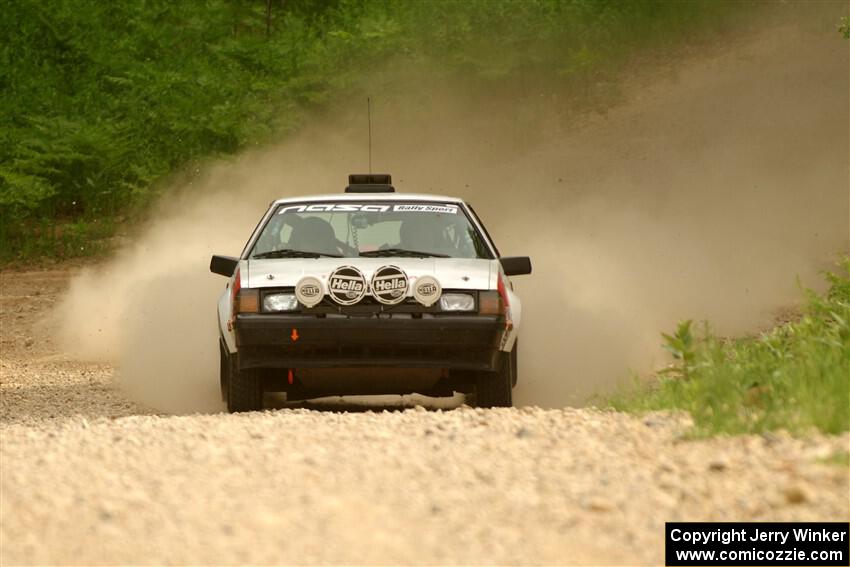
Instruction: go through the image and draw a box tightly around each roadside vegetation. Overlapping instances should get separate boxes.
[1,0,753,262]
[611,260,850,437]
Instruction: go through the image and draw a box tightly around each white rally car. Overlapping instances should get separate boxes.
[210,174,531,412]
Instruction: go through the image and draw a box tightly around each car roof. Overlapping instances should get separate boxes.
[271,192,464,206]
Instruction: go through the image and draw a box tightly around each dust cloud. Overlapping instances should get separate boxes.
[56,9,848,413]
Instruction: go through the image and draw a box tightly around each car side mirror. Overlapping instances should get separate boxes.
[210,255,239,277]
[500,256,532,276]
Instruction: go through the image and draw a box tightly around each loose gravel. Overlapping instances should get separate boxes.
[1,268,848,565]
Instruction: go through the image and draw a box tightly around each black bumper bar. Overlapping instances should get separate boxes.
[235,314,504,371]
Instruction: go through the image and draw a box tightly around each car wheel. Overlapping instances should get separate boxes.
[227,360,263,413]
[474,353,512,408]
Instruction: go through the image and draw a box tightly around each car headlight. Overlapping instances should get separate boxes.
[263,293,298,312]
[439,293,475,312]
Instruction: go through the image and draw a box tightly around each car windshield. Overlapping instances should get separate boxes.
[249,201,493,259]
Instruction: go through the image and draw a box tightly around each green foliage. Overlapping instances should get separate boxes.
[659,320,696,379]
[611,260,850,437]
[0,217,115,260]
[840,16,850,39]
[818,451,849,467]
[1,0,751,261]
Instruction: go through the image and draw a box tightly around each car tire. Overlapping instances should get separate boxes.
[219,339,231,402]
[474,353,513,408]
[510,340,518,387]
[227,360,263,413]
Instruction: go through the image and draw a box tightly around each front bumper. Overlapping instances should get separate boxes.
[235,314,504,371]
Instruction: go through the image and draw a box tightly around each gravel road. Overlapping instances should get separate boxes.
[1,267,848,565]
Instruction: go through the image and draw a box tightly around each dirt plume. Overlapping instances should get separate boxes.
[56,10,848,412]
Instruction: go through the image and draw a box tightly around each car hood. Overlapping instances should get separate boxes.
[245,257,495,291]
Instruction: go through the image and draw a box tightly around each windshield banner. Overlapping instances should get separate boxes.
[279,203,458,214]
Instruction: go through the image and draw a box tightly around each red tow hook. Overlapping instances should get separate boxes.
[287,369,294,385]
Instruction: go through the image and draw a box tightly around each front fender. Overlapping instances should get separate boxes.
[501,284,521,352]
[218,286,237,354]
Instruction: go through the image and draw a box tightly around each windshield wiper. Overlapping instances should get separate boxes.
[359,248,449,258]
[252,249,342,259]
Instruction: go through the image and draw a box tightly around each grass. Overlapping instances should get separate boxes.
[0,216,117,262]
[610,259,850,437]
[817,451,849,467]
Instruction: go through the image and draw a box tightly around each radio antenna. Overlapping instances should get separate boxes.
[367,97,372,174]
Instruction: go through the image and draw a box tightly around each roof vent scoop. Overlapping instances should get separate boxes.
[345,173,395,193]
